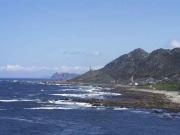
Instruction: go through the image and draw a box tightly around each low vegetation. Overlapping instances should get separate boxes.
[140,82,180,91]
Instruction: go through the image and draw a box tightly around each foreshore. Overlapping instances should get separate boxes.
[129,87,180,104]
[81,83,180,112]
[113,85,180,112]
[89,85,180,112]
[47,81,180,112]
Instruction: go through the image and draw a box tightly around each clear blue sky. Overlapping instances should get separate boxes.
[0,0,180,78]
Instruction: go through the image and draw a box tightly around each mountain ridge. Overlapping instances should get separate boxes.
[72,48,180,84]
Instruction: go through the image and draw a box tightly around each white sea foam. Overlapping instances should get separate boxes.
[2,117,34,123]
[26,99,93,110]
[38,82,46,85]
[79,85,93,89]
[27,106,129,111]
[58,86,102,93]
[0,99,39,103]
[0,99,19,102]
[100,92,122,96]
[60,87,98,92]
[94,106,106,110]
[84,88,99,92]
[104,88,112,90]
[46,83,70,86]
[131,110,150,114]
[51,92,121,98]
[60,88,79,92]
[51,94,87,98]
[26,107,74,110]
[0,117,44,124]
[113,107,128,111]
[54,84,62,86]
[12,80,18,83]
[48,100,92,108]
[55,83,70,86]
[0,109,6,111]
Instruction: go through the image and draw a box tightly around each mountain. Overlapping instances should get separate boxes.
[72,48,180,84]
[51,73,79,80]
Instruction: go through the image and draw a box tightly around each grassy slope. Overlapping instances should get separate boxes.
[141,82,180,91]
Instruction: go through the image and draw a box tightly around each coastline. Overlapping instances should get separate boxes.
[112,85,180,112]
[72,82,180,112]
[129,87,180,104]
[46,80,180,112]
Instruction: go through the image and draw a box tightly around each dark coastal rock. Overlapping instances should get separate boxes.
[152,109,164,114]
[72,48,180,83]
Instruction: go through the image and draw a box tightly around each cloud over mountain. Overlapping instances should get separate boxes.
[170,40,180,48]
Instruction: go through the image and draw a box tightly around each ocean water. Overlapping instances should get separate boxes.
[0,79,180,135]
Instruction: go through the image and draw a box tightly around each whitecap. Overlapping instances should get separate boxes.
[51,94,87,98]
[0,117,40,123]
[48,100,92,108]
[131,110,151,114]
[60,88,79,92]
[0,99,39,103]
[0,109,6,111]
[84,88,99,92]
[113,107,128,111]
[94,106,107,110]
[12,80,18,83]
[99,92,122,96]
[54,84,61,86]
[37,82,46,85]
[26,106,75,110]
[51,92,121,99]
[61,87,99,92]
[104,88,112,90]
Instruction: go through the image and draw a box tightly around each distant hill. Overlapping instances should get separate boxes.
[72,48,180,84]
[51,73,79,80]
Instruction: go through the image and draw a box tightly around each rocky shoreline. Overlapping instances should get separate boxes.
[104,89,179,112]
[45,80,180,112]
[69,82,180,112]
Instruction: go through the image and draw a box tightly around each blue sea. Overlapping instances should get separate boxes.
[0,79,180,135]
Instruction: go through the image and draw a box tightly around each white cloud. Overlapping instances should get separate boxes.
[170,40,180,48]
[59,65,103,73]
[0,65,55,72]
[0,65,24,72]
[92,51,101,56]
[0,64,103,74]
[61,50,102,57]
